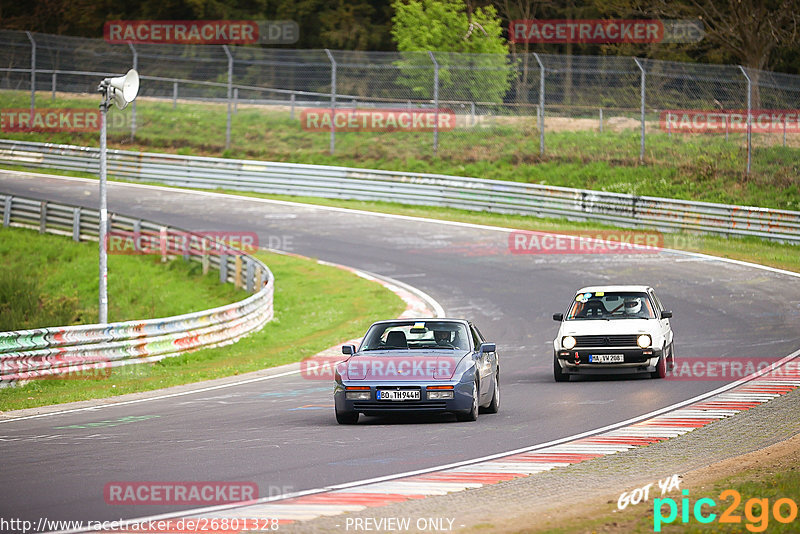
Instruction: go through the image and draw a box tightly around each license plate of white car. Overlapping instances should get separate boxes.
[590,354,624,363]
[377,389,420,401]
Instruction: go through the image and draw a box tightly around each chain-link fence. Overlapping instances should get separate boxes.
[0,29,798,181]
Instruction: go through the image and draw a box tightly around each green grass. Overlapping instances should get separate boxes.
[0,226,244,330]
[0,229,405,411]
[2,90,798,211]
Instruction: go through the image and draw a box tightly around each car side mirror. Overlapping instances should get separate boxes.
[341,344,356,355]
[480,342,496,353]
[661,310,673,319]
[553,313,564,322]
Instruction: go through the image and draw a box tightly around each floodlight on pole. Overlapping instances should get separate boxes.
[97,69,139,324]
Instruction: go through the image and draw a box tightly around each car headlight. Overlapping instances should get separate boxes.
[637,334,652,348]
[562,336,577,350]
[345,387,371,400]
[427,385,454,400]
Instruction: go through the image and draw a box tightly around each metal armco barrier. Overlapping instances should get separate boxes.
[0,192,274,386]
[1,139,799,242]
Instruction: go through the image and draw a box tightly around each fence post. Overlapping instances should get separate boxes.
[245,258,254,292]
[3,197,11,227]
[738,66,752,176]
[223,45,233,151]
[325,49,336,155]
[26,32,35,117]
[470,101,475,127]
[290,92,295,120]
[128,43,138,141]
[219,254,229,284]
[429,51,440,156]
[725,114,729,142]
[784,115,787,147]
[599,108,603,133]
[633,58,646,163]
[172,81,178,109]
[39,201,47,233]
[51,72,56,101]
[72,207,81,241]
[234,87,238,114]
[533,53,545,155]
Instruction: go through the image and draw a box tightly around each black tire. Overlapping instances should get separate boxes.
[668,343,676,371]
[481,372,500,414]
[335,408,359,424]
[651,350,668,379]
[456,380,479,422]
[554,355,570,382]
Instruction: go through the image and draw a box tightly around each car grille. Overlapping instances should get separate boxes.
[574,335,639,347]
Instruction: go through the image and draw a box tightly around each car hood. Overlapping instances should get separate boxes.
[344,350,469,381]
[559,319,657,336]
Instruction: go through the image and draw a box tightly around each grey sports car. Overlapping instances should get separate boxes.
[334,318,499,424]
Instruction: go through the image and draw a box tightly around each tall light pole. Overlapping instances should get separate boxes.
[97,69,139,323]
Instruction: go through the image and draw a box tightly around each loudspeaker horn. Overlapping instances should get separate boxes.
[106,69,139,110]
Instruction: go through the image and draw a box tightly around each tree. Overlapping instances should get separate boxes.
[391,0,514,103]
[626,0,799,104]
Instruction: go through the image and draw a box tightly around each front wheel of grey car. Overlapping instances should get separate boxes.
[456,380,479,422]
[335,408,359,425]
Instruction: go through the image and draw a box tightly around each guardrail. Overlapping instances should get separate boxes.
[0,193,274,386]
[1,139,799,243]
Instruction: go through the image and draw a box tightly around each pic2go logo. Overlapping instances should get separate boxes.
[654,489,799,532]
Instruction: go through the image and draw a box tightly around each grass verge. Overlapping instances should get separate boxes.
[0,226,244,330]
[0,231,405,411]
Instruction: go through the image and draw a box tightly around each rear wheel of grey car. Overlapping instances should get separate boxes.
[335,408,359,425]
[554,355,570,382]
[481,372,500,414]
[456,380,479,422]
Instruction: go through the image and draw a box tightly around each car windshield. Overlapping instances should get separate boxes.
[361,321,471,351]
[566,291,656,320]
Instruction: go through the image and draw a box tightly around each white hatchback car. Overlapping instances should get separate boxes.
[552,285,674,381]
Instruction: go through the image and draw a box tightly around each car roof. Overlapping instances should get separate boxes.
[575,285,653,294]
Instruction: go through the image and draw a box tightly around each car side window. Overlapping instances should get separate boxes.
[649,290,664,313]
[470,325,482,351]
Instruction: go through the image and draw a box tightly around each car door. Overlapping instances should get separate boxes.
[470,324,493,402]
[649,289,672,347]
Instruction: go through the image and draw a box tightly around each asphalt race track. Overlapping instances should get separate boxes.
[2,171,800,525]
